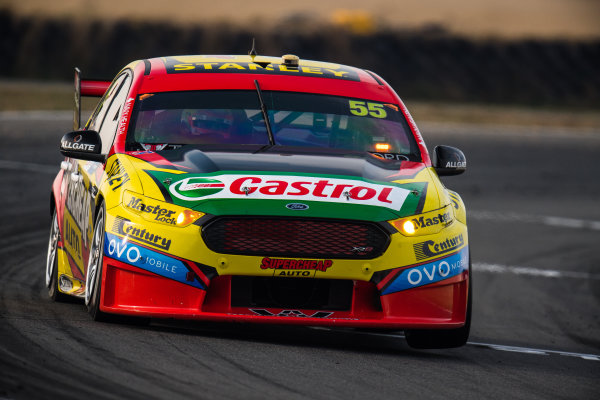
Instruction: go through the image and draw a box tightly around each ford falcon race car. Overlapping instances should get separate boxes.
[46,54,470,348]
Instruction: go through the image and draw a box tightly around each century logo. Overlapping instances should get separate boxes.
[113,217,172,250]
[413,233,465,260]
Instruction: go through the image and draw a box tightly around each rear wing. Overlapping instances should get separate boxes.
[73,68,111,130]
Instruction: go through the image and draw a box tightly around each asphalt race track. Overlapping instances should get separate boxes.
[1,112,598,399]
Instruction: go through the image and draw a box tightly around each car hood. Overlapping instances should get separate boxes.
[123,148,444,221]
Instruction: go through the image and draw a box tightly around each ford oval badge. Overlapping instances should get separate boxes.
[286,203,309,210]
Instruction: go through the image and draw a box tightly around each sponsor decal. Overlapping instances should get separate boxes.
[61,140,96,152]
[260,257,333,272]
[112,217,172,250]
[168,174,410,211]
[64,211,83,267]
[116,98,134,138]
[250,309,334,318]
[413,233,465,261]
[141,143,168,151]
[412,210,452,231]
[106,159,130,191]
[446,161,466,168]
[371,152,409,161]
[382,247,469,294]
[285,203,309,210]
[449,192,460,210]
[104,232,202,289]
[66,174,91,246]
[126,195,177,225]
[351,246,373,255]
[164,58,360,81]
[171,177,225,199]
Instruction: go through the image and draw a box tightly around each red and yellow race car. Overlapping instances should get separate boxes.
[47,54,470,348]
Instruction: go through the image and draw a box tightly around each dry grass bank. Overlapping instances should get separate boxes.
[2,0,599,39]
[2,80,598,130]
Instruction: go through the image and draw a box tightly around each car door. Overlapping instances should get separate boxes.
[60,72,132,283]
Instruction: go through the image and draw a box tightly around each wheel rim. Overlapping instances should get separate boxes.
[85,208,104,306]
[45,211,59,287]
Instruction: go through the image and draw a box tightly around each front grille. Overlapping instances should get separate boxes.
[202,217,389,259]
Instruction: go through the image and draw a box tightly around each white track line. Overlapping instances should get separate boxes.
[469,210,600,231]
[467,342,600,361]
[314,328,600,361]
[472,262,600,280]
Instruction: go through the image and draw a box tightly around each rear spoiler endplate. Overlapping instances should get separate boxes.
[73,68,111,130]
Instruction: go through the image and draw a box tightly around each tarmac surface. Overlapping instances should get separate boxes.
[0,112,598,399]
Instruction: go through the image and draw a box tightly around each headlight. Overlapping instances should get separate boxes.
[389,205,454,236]
[123,190,204,227]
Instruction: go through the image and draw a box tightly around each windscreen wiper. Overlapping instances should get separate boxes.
[254,79,275,146]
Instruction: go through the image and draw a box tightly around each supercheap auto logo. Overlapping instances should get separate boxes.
[167,174,410,210]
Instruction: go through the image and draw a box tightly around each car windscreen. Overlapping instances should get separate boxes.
[126,90,421,160]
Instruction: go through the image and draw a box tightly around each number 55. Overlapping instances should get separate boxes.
[349,100,387,119]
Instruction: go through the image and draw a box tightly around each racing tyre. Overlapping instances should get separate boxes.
[46,209,70,302]
[85,203,110,321]
[404,259,472,349]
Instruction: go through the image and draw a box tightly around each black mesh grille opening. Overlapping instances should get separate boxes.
[202,217,390,259]
[231,276,353,311]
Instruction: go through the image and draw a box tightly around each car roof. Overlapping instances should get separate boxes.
[124,55,399,103]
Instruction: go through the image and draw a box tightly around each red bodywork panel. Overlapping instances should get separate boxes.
[81,80,111,97]
[99,257,468,329]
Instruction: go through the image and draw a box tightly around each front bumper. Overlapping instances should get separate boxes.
[99,207,470,329]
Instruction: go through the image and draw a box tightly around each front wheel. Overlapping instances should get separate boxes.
[404,261,472,349]
[85,203,109,321]
[46,209,70,302]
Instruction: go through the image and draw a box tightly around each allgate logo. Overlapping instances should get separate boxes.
[168,174,410,210]
[170,177,225,200]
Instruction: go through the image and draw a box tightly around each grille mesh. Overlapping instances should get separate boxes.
[202,217,389,259]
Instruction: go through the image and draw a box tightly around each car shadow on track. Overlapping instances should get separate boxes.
[138,319,468,361]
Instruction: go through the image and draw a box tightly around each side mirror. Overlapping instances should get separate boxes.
[60,130,105,162]
[432,145,466,176]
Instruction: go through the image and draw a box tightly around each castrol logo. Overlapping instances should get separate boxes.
[168,174,410,210]
[170,177,226,200]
